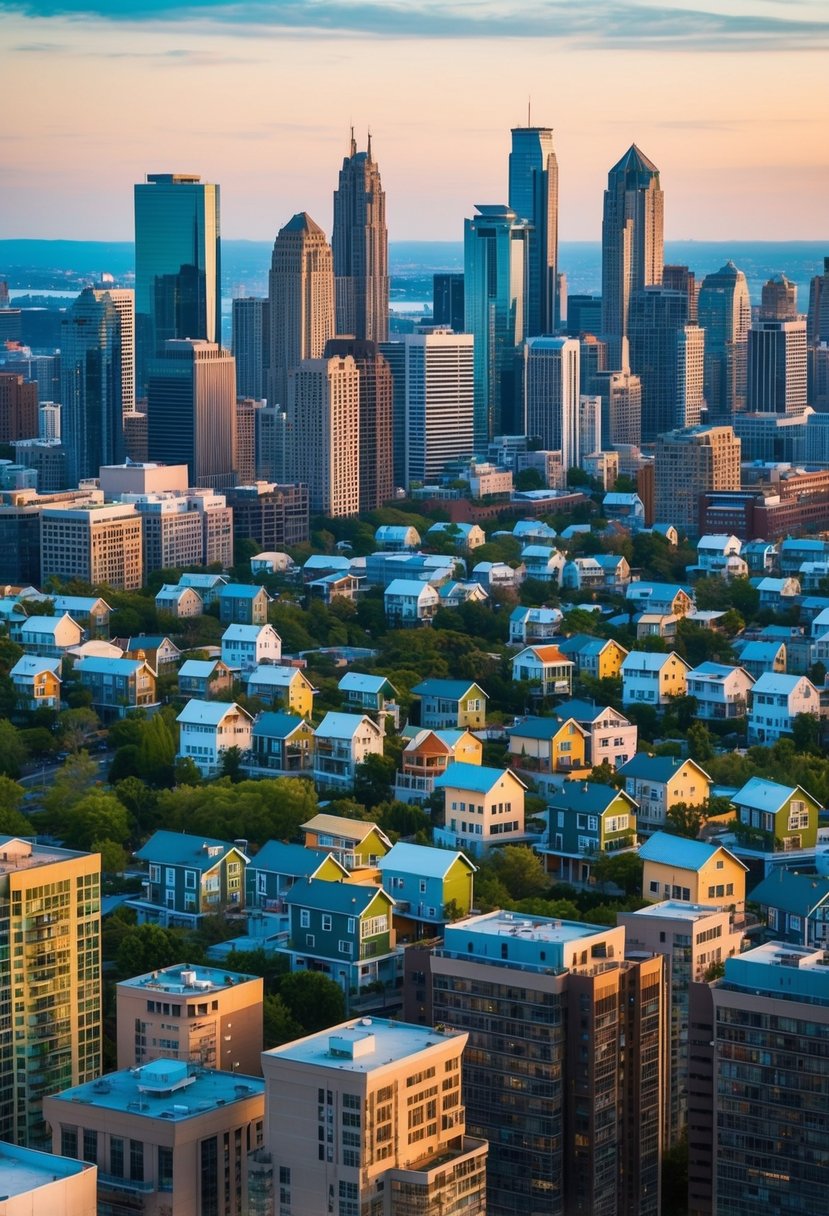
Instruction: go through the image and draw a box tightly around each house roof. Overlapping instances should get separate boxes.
[176,699,252,726]
[427,521,478,537]
[246,665,302,688]
[157,584,199,601]
[521,544,560,559]
[378,841,475,879]
[755,577,797,592]
[135,830,248,870]
[10,654,62,679]
[179,659,223,678]
[222,623,275,642]
[603,491,643,506]
[750,870,829,918]
[384,578,438,597]
[252,711,309,740]
[76,657,151,677]
[618,755,711,784]
[514,644,572,664]
[302,813,388,845]
[736,640,785,661]
[507,716,586,742]
[547,781,637,815]
[638,831,747,872]
[375,525,419,541]
[558,635,614,658]
[509,606,562,623]
[750,672,812,695]
[315,711,380,740]
[688,662,752,685]
[412,679,486,700]
[621,650,690,672]
[285,878,390,915]
[219,583,268,599]
[124,636,179,652]
[303,555,352,571]
[249,840,345,878]
[179,573,228,588]
[549,698,629,725]
[338,672,396,696]
[20,613,79,636]
[732,776,816,813]
[434,762,527,794]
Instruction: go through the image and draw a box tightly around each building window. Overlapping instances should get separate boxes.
[185,870,197,889]
[200,1136,219,1216]
[322,914,332,932]
[83,1128,97,1165]
[148,864,160,883]
[61,1126,78,1159]
[165,867,175,888]
[110,1137,124,1178]
[130,1139,144,1183]
[300,909,310,928]
[158,1145,173,1192]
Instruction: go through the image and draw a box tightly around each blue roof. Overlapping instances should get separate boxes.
[507,716,581,741]
[285,878,390,915]
[750,870,829,917]
[339,672,396,695]
[252,711,308,739]
[249,841,343,877]
[219,583,267,599]
[548,698,625,724]
[737,640,785,660]
[619,755,710,784]
[732,776,816,813]
[434,762,526,794]
[412,678,486,699]
[379,841,475,879]
[135,830,247,870]
[179,659,223,678]
[49,1061,263,1120]
[639,831,746,872]
[76,657,148,676]
[547,782,636,815]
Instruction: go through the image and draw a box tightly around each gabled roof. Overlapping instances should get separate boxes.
[558,634,615,658]
[750,870,829,918]
[638,831,747,872]
[76,657,152,677]
[135,830,248,870]
[338,672,396,696]
[732,776,817,813]
[687,662,752,685]
[219,583,268,599]
[248,841,346,878]
[179,659,224,678]
[434,762,527,794]
[20,613,80,636]
[176,699,252,726]
[507,716,586,742]
[157,583,200,601]
[548,698,629,725]
[736,639,785,660]
[621,650,690,672]
[626,582,692,600]
[521,544,561,559]
[618,754,710,784]
[379,841,475,879]
[384,578,438,597]
[10,654,62,679]
[750,672,813,695]
[285,878,390,915]
[124,635,179,652]
[252,711,310,740]
[514,644,572,664]
[547,781,637,816]
[179,573,228,588]
[222,623,275,642]
[315,711,381,740]
[246,665,303,687]
[412,679,486,700]
[509,605,562,623]
[301,812,389,845]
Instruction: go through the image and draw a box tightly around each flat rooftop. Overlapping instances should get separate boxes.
[49,1059,263,1121]
[449,909,608,945]
[722,942,829,1002]
[0,836,91,876]
[0,1142,92,1195]
[266,1017,462,1074]
[119,963,259,995]
[625,900,724,922]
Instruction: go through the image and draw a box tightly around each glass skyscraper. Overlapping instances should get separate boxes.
[509,126,559,336]
[60,286,125,484]
[134,173,221,397]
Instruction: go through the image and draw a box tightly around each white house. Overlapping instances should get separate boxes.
[220,622,282,672]
[562,554,631,591]
[384,578,440,626]
[438,580,489,608]
[621,650,690,707]
[511,645,574,697]
[17,613,83,657]
[426,521,486,551]
[472,561,524,591]
[626,583,694,617]
[176,700,254,776]
[312,711,384,790]
[694,534,743,575]
[10,654,62,710]
[686,662,755,720]
[155,584,203,618]
[374,524,421,552]
[520,544,565,584]
[178,572,228,605]
[509,605,563,646]
[753,576,801,609]
[747,672,820,745]
[250,551,294,575]
[602,491,646,528]
[512,519,557,544]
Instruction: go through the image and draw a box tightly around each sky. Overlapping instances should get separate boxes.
[1,0,828,244]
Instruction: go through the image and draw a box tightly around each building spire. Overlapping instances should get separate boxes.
[528,96,531,127]
[349,125,356,157]
[367,127,372,162]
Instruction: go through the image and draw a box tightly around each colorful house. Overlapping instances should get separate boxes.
[546,699,638,770]
[282,879,398,994]
[383,579,440,627]
[685,662,754,720]
[17,613,83,657]
[176,700,253,776]
[433,763,527,855]
[747,672,820,745]
[750,870,829,947]
[300,812,392,869]
[245,840,347,911]
[177,658,235,700]
[411,679,488,730]
[155,583,203,618]
[338,672,398,716]
[120,635,182,671]
[618,754,712,835]
[75,655,158,718]
[511,644,574,697]
[178,572,228,605]
[543,781,638,884]
[557,634,628,680]
[508,605,563,646]
[9,654,62,711]
[626,583,694,617]
[735,640,787,679]
[221,622,282,672]
[731,777,820,852]
[245,664,315,717]
[130,830,249,927]
[378,842,476,938]
[620,650,690,706]
[393,728,483,804]
[248,711,314,776]
[506,716,589,778]
[312,711,385,790]
[218,582,270,625]
[639,832,747,912]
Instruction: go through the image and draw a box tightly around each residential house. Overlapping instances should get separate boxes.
[562,554,632,592]
[21,592,113,638]
[635,613,679,642]
[685,662,754,720]
[374,524,421,551]
[520,544,565,584]
[245,664,315,717]
[17,612,83,657]
[750,870,829,947]
[694,534,743,576]
[747,672,820,745]
[438,580,489,608]
[250,551,294,575]
[471,561,524,592]
[120,634,182,671]
[777,536,829,577]
[383,579,440,627]
[308,571,362,604]
[512,518,558,544]
[508,605,563,646]
[558,634,628,680]
[650,523,679,545]
[731,777,820,853]
[220,622,282,672]
[75,656,158,718]
[247,711,314,777]
[155,583,203,618]
[176,700,253,776]
[246,840,347,911]
[338,672,398,722]
[302,554,352,582]
[131,830,249,927]
[178,571,228,605]
[808,605,829,638]
[177,658,234,700]
[218,582,270,625]
[426,521,485,551]
[618,754,712,835]
[282,879,398,994]
[411,679,488,730]
[312,712,385,791]
[639,832,747,912]
[796,561,829,592]
[378,841,476,938]
[620,650,690,707]
[735,639,787,679]
[752,576,800,609]
[602,491,645,527]
[393,728,482,804]
[626,583,694,617]
[9,654,61,711]
[300,812,392,868]
[511,644,574,697]
[543,781,638,885]
[742,539,777,575]
[506,716,589,780]
[546,698,638,769]
[433,762,527,856]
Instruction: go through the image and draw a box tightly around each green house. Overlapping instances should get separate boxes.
[731,777,821,851]
[543,781,638,885]
[283,879,398,993]
[131,830,249,928]
[377,841,476,937]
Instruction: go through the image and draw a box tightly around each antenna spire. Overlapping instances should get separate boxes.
[367,127,372,161]
[528,96,532,127]
[349,125,356,156]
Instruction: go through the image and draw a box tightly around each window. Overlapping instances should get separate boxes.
[306,934,315,947]
[158,1145,173,1192]
[339,940,353,956]
[185,870,197,889]
[200,1136,218,1216]
[148,864,160,883]
[130,1139,144,1183]
[300,909,310,928]
[110,1137,124,1178]
[419,880,427,894]
[165,867,175,888]
[61,1126,78,1159]
[83,1129,97,1165]
[322,914,332,932]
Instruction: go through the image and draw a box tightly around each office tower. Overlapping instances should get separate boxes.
[99,463,189,498]
[747,319,808,414]
[579,393,602,460]
[465,204,530,442]
[430,911,665,1216]
[40,501,143,589]
[601,144,664,370]
[523,336,580,468]
[126,494,205,572]
[44,1059,265,1216]
[324,337,393,511]
[0,278,8,307]
[262,1016,488,1216]
[567,295,603,338]
[134,172,221,395]
[268,213,334,407]
[810,342,829,411]
[592,368,642,447]
[654,425,741,534]
[629,287,704,439]
[402,330,475,486]
[147,339,237,488]
[232,296,269,400]
[122,409,149,462]
[2,353,60,405]
[433,272,465,331]
[94,286,135,411]
[228,482,309,549]
[697,261,751,418]
[662,264,698,322]
[807,256,829,344]
[287,354,359,517]
[759,273,798,321]
[378,339,406,488]
[0,372,38,441]
[60,286,125,483]
[509,125,559,334]
[332,131,389,343]
[0,837,101,1148]
[709,944,829,1215]
[38,400,60,440]
[10,440,67,493]
[255,405,288,482]
[236,396,259,484]
[579,333,607,394]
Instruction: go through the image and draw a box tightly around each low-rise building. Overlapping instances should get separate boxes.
[731,776,820,853]
[434,762,527,855]
[543,780,638,884]
[131,830,249,928]
[425,520,486,550]
[547,698,638,769]
[217,582,270,625]
[378,841,476,938]
[155,583,203,617]
[640,831,747,912]
[283,879,398,993]
[694,533,742,575]
[9,653,61,710]
[618,754,712,835]
[520,543,565,583]
[685,661,754,720]
[506,715,589,779]
[178,572,228,605]
[247,711,314,777]
[735,637,787,679]
[557,634,628,680]
[300,811,392,869]
[312,711,385,790]
[177,658,235,700]
[383,577,440,626]
[16,612,83,657]
[245,840,347,911]
[750,869,829,947]
[411,678,488,730]
[119,634,181,671]
[393,727,483,804]
[620,649,690,706]
[338,671,398,717]
[245,664,315,717]
[75,655,158,718]
[626,582,694,617]
[602,490,645,527]
[747,671,820,745]
[176,700,253,777]
[374,523,421,551]
[220,622,282,672]
[753,575,801,609]
[511,643,574,697]
[508,604,563,645]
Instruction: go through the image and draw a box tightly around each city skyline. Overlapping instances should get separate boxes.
[2,1,828,243]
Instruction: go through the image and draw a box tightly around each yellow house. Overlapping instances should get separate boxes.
[300,812,392,869]
[639,832,747,912]
[558,635,628,680]
[618,755,712,835]
[246,664,315,718]
[433,763,527,855]
[506,716,589,776]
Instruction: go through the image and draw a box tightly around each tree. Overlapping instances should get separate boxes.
[515,467,545,491]
[0,720,28,779]
[219,746,245,783]
[686,722,714,763]
[0,774,32,837]
[92,837,129,874]
[58,706,99,752]
[60,790,131,851]
[592,851,643,896]
[791,712,821,755]
[665,801,704,839]
[263,993,302,1049]
[487,845,551,900]
[115,924,189,979]
[353,753,396,809]
[139,712,177,786]
[174,756,203,786]
[279,971,345,1034]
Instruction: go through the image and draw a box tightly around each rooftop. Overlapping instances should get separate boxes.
[618,754,709,784]
[434,762,526,795]
[48,1059,264,1120]
[177,699,251,727]
[249,840,345,877]
[119,963,258,994]
[265,1016,463,1073]
[0,836,93,875]
[379,841,474,879]
[721,942,829,1002]
[639,831,747,872]
[135,830,247,870]
[412,678,484,699]
[750,870,829,917]
[732,775,810,812]
[624,899,725,922]
[0,1142,93,1197]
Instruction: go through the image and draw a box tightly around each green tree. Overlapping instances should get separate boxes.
[58,706,99,752]
[92,837,129,874]
[116,923,189,979]
[791,712,821,755]
[219,746,245,783]
[686,721,715,763]
[665,801,704,839]
[353,753,397,809]
[487,845,551,900]
[139,712,177,786]
[60,790,130,851]
[0,775,32,837]
[263,993,302,1049]
[279,971,345,1034]
[592,851,643,896]
[0,719,28,779]
[174,756,203,786]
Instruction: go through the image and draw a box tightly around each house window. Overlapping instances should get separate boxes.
[789,915,802,933]
[165,868,175,888]
[768,907,778,930]
[339,940,353,956]
[148,864,160,883]
[649,881,659,893]
[257,873,268,895]
[322,914,332,932]
[347,917,355,933]
[419,880,427,894]
[300,909,310,928]
[185,870,197,889]
[305,934,315,947]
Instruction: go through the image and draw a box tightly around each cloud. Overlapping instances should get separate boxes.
[2,0,829,52]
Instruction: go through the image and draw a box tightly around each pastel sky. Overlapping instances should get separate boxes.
[1,0,828,243]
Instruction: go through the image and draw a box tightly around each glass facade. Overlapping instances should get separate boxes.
[508,128,559,336]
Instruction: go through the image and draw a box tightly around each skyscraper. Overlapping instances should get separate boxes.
[332,131,389,343]
[60,286,125,484]
[287,354,360,517]
[268,213,334,408]
[509,125,559,334]
[807,256,829,344]
[433,272,465,332]
[464,205,530,443]
[147,339,237,488]
[654,425,741,534]
[523,336,580,468]
[629,287,703,439]
[324,337,393,511]
[134,173,221,395]
[591,368,643,448]
[0,372,38,442]
[601,145,664,371]
[232,296,269,400]
[747,320,808,414]
[94,287,135,412]
[759,273,798,321]
[400,330,475,487]
[697,261,751,418]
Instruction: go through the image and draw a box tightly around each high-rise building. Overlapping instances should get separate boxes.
[0,372,38,442]
[629,288,704,439]
[654,425,741,534]
[0,837,101,1148]
[287,354,359,517]
[38,400,60,441]
[746,320,808,415]
[94,286,135,411]
[697,261,751,418]
[378,339,407,488]
[567,295,603,339]
[401,330,475,487]
[433,272,465,332]
[662,264,698,322]
[147,339,238,488]
[332,131,389,343]
[232,296,269,400]
[40,501,144,589]
[579,393,602,461]
[268,213,334,408]
[807,256,829,345]
[324,337,393,511]
[261,1016,488,1216]
[759,273,798,321]
[464,204,530,442]
[591,368,642,448]
[522,336,580,468]
[236,396,259,485]
[60,286,125,483]
[134,173,221,395]
[429,911,665,1216]
[601,145,664,371]
[254,406,288,483]
[509,125,559,334]
[228,482,309,550]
